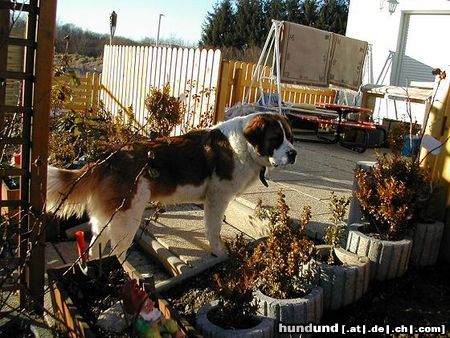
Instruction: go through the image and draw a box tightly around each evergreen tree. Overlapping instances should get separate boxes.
[200,0,349,49]
[316,0,349,34]
[235,0,265,48]
[200,0,236,47]
[300,0,319,27]
[263,0,287,31]
[285,0,303,23]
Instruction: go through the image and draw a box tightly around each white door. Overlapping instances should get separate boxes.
[396,13,450,86]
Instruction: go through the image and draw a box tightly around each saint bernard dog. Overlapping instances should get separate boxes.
[46,112,297,261]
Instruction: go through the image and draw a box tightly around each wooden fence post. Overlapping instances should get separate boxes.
[230,66,242,107]
[214,60,230,122]
[91,72,100,108]
[29,0,57,311]
[0,3,8,140]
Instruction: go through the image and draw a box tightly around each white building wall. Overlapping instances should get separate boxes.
[346,0,450,124]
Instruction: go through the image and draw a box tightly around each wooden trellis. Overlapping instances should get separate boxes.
[0,0,57,310]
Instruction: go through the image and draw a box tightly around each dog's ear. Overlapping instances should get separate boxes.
[279,115,294,143]
[244,115,267,154]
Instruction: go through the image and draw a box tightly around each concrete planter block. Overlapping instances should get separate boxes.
[316,245,370,311]
[346,223,412,281]
[196,300,274,338]
[410,221,444,267]
[440,212,450,262]
[254,287,323,326]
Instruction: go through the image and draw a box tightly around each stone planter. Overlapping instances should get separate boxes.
[196,300,274,338]
[346,223,412,281]
[254,287,323,325]
[410,221,444,267]
[316,245,370,311]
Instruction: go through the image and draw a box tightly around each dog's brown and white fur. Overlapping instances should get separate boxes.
[46,112,297,260]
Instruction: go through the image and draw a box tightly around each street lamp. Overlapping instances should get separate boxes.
[156,13,164,47]
[379,0,399,14]
[387,0,399,14]
[110,10,117,45]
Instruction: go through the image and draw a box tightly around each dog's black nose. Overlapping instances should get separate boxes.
[287,149,297,163]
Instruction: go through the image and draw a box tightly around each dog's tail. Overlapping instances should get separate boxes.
[46,166,93,219]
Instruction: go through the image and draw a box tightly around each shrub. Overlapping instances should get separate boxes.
[51,54,81,110]
[387,122,420,155]
[50,54,144,167]
[210,234,258,328]
[250,191,317,299]
[355,154,431,240]
[48,106,142,167]
[144,84,184,137]
[323,192,350,264]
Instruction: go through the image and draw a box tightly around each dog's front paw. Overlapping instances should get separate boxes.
[211,240,228,257]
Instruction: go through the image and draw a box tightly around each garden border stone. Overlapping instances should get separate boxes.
[410,221,444,267]
[316,245,370,311]
[346,223,412,281]
[254,287,323,325]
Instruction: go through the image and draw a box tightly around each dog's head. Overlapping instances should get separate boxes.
[243,113,297,167]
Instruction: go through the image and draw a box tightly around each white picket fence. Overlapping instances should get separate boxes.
[100,45,222,135]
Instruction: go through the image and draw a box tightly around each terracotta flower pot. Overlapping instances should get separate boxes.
[253,287,323,325]
[346,223,412,281]
[316,245,370,311]
[196,300,274,338]
[410,220,444,267]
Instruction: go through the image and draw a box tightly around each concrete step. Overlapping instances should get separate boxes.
[135,204,251,292]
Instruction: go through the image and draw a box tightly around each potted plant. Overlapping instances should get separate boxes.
[349,153,432,280]
[196,234,274,338]
[316,193,370,311]
[249,191,323,325]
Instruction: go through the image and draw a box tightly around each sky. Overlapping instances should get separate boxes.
[56,0,216,45]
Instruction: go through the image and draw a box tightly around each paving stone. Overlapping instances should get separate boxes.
[240,189,329,217]
[45,243,64,269]
[276,179,353,202]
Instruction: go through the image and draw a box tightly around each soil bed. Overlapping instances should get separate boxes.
[207,306,260,330]
[56,259,133,337]
[163,262,224,326]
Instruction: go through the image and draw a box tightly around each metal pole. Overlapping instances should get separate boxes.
[273,21,283,114]
[245,22,276,105]
[156,13,164,47]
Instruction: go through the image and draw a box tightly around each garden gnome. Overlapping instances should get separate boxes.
[122,279,184,338]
